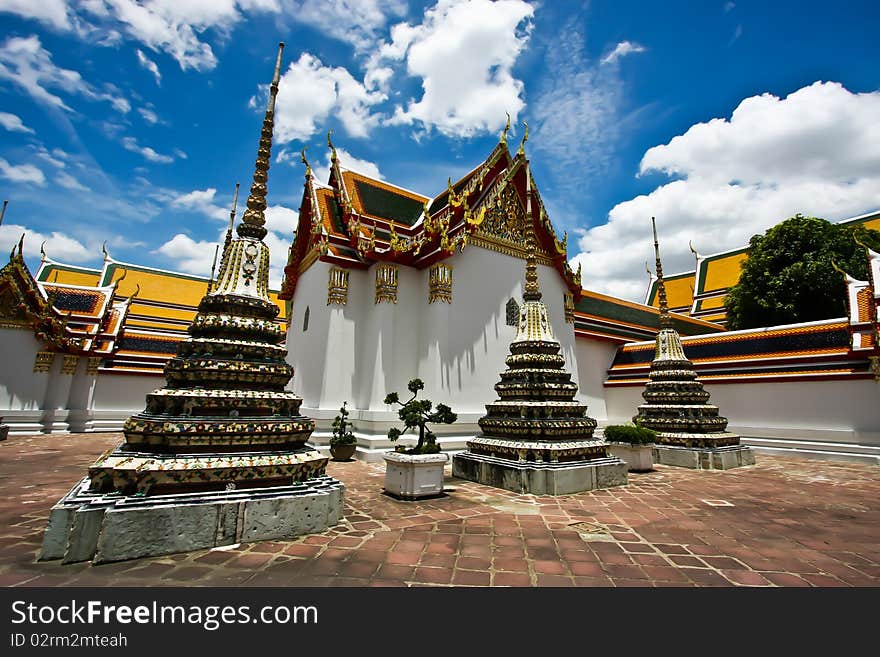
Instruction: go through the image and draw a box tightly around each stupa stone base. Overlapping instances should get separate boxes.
[40,475,343,564]
[653,441,755,470]
[453,451,627,495]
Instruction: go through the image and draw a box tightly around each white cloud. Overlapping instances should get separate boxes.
[724,2,736,12]
[571,81,880,301]
[171,187,229,221]
[531,23,626,189]
[310,147,384,183]
[280,0,406,52]
[155,232,218,276]
[0,111,34,133]
[0,223,91,262]
[263,204,298,235]
[78,0,280,71]
[138,107,160,124]
[136,48,161,85]
[600,40,646,65]
[268,52,386,142]
[0,0,71,31]
[0,157,46,185]
[121,136,174,163]
[156,217,294,287]
[380,0,534,138]
[0,34,130,113]
[56,170,90,191]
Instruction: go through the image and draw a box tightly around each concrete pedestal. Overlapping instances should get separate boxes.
[653,444,755,470]
[383,452,448,499]
[40,475,344,564]
[453,452,627,495]
[606,442,654,471]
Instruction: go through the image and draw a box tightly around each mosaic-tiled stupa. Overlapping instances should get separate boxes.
[634,218,754,470]
[453,169,627,494]
[40,44,343,564]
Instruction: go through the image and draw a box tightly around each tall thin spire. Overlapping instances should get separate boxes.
[225,182,240,248]
[238,42,284,241]
[0,200,8,227]
[522,164,541,302]
[652,216,671,329]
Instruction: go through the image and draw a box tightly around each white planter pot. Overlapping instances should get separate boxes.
[383,451,449,499]
[606,442,654,472]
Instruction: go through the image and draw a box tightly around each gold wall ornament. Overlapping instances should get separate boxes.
[317,235,330,256]
[327,267,349,305]
[61,353,79,375]
[429,263,453,304]
[564,292,575,324]
[388,223,407,252]
[375,263,399,304]
[34,350,54,373]
[87,356,102,376]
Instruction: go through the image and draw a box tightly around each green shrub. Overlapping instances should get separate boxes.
[603,424,656,445]
[330,401,357,446]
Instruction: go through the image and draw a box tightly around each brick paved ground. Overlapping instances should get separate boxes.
[1,433,878,587]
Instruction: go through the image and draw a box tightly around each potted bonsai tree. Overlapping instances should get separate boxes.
[603,422,656,471]
[329,401,357,461]
[382,378,457,499]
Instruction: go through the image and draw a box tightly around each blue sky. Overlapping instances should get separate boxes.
[1,0,878,300]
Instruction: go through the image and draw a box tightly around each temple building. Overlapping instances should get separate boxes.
[1,121,878,464]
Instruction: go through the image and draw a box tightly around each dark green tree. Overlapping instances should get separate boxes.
[384,379,457,455]
[725,214,880,330]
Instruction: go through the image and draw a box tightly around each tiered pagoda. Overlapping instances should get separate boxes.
[633,218,754,469]
[40,43,343,565]
[453,166,627,494]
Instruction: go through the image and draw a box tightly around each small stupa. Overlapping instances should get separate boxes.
[634,218,754,469]
[41,44,343,564]
[453,166,627,494]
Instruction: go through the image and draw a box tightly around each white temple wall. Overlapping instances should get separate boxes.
[287,248,582,460]
[286,261,332,409]
[605,379,880,464]
[573,338,619,421]
[0,327,50,432]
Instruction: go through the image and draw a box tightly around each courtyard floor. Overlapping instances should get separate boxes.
[0,432,878,587]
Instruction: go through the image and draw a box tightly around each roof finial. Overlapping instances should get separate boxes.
[17,233,24,257]
[40,240,46,261]
[500,112,511,146]
[301,146,312,178]
[207,244,220,293]
[102,241,110,262]
[327,129,337,163]
[652,217,671,329]
[0,199,8,227]
[517,120,529,156]
[226,182,240,248]
[238,42,285,241]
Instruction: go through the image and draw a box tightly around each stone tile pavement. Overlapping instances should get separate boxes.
[1,433,878,587]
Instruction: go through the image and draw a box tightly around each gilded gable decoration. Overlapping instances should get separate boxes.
[375,263,399,304]
[428,263,453,304]
[327,267,349,305]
